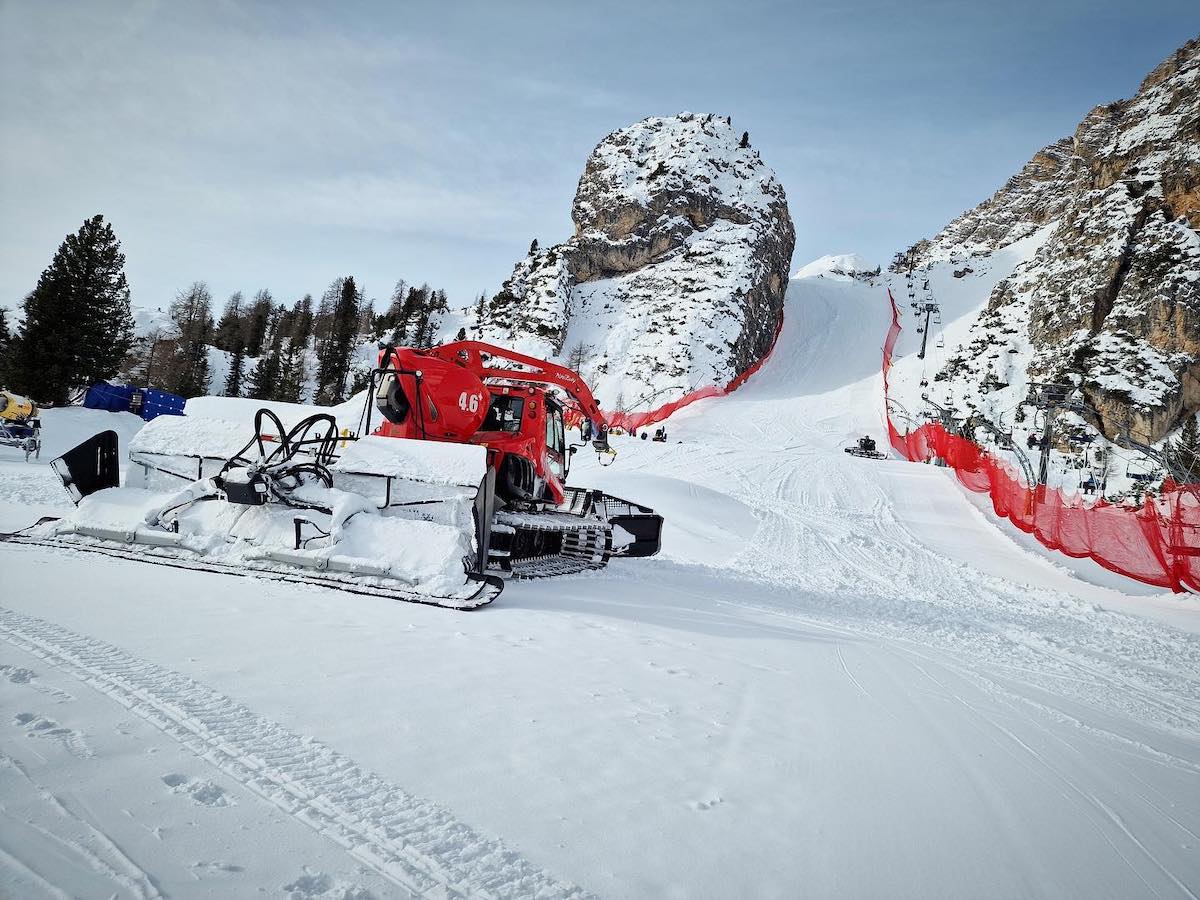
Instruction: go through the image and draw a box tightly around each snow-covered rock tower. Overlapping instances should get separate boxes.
[475,112,795,411]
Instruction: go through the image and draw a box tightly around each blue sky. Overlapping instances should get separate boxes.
[1,1,1196,316]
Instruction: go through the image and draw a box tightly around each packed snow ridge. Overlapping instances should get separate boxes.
[473,112,794,412]
[792,253,881,281]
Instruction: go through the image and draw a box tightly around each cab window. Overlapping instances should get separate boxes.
[483,394,524,433]
[545,404,566,455]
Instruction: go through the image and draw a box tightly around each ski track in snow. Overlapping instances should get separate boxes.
[0,750,163,899]
[0,605,591,900]
[614,430,1200,741]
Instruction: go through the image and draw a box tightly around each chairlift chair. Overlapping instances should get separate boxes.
[1126,460,1158,484]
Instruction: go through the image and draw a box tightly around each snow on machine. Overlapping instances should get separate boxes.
[0,389,41,461]
[844,435,886,460]
[2,342,662,609]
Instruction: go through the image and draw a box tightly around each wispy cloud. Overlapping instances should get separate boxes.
[2,0,1193,310]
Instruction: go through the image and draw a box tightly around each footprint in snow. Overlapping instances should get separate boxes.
[162,773,237,807]
[0,664,75,701]
[13,712,93,758]
[0,664,34,684]
[690,796,724,811]
[283,869,376,899]
[189,860,245,875]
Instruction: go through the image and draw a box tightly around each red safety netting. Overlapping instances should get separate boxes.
[882,288,1200,592]
[567,318,785,433]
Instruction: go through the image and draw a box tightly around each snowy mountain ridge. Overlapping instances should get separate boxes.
[895,37,1200,448]
[474,112,794,411]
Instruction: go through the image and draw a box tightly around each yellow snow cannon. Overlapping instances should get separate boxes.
[0,389,36,423]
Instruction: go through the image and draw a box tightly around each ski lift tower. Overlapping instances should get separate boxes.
[922,396,960,467]
[1024,383,1198,486]
[923,397,959,434]
[915,277,942,361]
[1115,413,1200,485]
[1026,382,1076,485]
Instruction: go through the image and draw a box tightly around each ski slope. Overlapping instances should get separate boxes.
[1,263,1198,899]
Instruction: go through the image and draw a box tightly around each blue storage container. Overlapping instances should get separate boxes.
[83,384,186,421]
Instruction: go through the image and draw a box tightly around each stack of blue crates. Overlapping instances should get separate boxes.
[83,384,186,421]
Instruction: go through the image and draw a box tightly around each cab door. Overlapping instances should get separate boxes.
[545,400,567,483]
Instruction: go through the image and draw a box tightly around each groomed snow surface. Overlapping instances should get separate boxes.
[2,263,1198,899]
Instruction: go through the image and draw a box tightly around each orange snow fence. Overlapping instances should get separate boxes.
[569,319,785,434]
[883,288,1200,592]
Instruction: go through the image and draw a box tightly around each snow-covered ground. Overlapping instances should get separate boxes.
[1,264,1198,899]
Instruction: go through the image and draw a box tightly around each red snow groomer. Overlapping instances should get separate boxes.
[13,340,662,610]
[372,341,610,505]
[366,341,662,577]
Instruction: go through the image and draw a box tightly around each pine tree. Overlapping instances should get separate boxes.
[163,282,214,397]
[313,283,338,346]
[214,292,245,351]
[314,276,360,405]
[1176,415,1200,479]
[380,279,408,340]
[127,328,166,388]
[529,238,539,255]
[243,289,273,356]
[413,289,448,349]
[6,214,135,404]
[413,309,433,348]
[275,337,308,403]
[566,341,593,374]
[223,343,246,397]
[290,294,315,346]
[739,131,750,149]
[357,299,376,340]
[245,335,283,401]
[0,307,10,384]
[454,327,467,341]
[391,285,425,343]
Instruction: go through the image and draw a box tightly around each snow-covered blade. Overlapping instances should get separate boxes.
[12,418,502,610]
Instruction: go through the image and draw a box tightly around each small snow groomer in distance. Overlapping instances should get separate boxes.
[0,388,41,461]
[844,435,886,460]
[4,341,662,609]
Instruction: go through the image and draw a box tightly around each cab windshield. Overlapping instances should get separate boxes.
[482,394,525,433]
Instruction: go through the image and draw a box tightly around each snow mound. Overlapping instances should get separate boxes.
[792,254,880,281]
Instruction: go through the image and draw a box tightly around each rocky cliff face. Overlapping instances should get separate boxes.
[898,38,1200,444]
[475,112,794,411]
